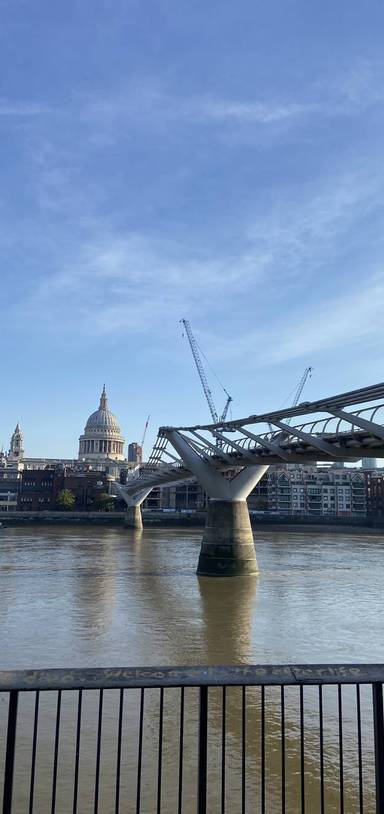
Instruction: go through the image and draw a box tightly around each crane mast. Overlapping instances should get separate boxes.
[292,366,313,406]
[181,319,220,423]
[221,392,233,421]
[267,367,313,434]
[285,367,313,426]
[141,414,150,448]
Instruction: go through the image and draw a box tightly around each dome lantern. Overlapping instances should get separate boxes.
[99,384,107,411]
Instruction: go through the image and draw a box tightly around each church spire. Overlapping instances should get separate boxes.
[9,423,24,459]
[99,384,108,410]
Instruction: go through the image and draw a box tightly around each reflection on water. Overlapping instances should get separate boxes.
[197,576,257,664]
[2,525,384,667]
[0,525,383,811]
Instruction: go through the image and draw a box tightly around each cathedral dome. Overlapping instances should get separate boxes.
[78,386,126,462]
[85,407,121,432]
[85,410,120,433]
[84,386,121,433]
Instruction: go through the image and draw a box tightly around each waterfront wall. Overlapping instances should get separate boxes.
[0,510,206,527]
[1,511,127,525]
[2,510,384,531]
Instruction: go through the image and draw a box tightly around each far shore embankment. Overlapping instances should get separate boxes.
[1,510,384,535]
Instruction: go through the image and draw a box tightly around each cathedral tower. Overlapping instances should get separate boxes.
[9,423,24,461]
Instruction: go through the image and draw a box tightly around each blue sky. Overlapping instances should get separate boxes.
[1,0,384,457]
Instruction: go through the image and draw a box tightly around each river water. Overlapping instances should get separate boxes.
[0,525,383,812]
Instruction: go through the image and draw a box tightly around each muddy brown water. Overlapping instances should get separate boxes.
[0,525,383,812]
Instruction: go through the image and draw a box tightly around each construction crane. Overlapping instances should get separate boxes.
[267,367,313,434]
[181,319,233,424]
[141,414,150,448]
[285,367,313,426]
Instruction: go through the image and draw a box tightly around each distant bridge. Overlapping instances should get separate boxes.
[115,381,384,576]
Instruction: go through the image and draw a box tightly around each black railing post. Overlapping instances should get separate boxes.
[373,682,384,813]
[197,686,208,814]
[3,690,19,814]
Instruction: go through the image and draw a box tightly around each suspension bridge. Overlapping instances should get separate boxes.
[113,381,384,576]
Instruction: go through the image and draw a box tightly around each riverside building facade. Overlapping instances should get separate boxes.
[366,472,384,517]
[17,467,109,512]
[142,466,369,518]
[266,465,367,518]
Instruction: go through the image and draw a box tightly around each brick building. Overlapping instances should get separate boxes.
[61,469,109,510]
[366,473,384,517]
[18,469,59,511]
[17,467,110,512]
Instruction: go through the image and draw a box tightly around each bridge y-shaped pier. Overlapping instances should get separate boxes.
[115,382,384,576]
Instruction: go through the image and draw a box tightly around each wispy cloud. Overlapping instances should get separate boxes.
[246,169,382,282]
[81,82,309,129]
[322,59,384,108]
[2,58,383,132]
[178,97,311,125]
[80,65,384,140]
[269,276,384,363]
[15,162,384,356]
[212,270,384,368]
[78,83,318,145]
[0,99,50,116]
[19,231,269,337]
[6,65,384,371]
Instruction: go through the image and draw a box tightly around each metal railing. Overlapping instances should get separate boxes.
[1,664,384,813]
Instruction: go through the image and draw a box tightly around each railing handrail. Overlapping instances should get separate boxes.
[1,663,384,691]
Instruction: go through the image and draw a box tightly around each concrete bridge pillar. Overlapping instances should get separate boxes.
[124,504,143,529]
[112,483,152,531]
[198,499,258,576]
[166,430,269,576]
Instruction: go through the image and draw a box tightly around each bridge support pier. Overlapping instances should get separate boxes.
[112,483,152,532]
[124,505,143,530]
[198,499,258,576]
[166,430,269,577]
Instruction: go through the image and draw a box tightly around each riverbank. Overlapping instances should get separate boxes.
[0,511,128,525]
[1,509,384,534]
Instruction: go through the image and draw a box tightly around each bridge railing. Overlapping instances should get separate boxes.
[281,403,384,440]
[184,401,384,461]
[121,393,384,480]
[1,664,383,813]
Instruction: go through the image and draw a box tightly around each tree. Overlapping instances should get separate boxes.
[56,489,76,511]
[93,491,114,512]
